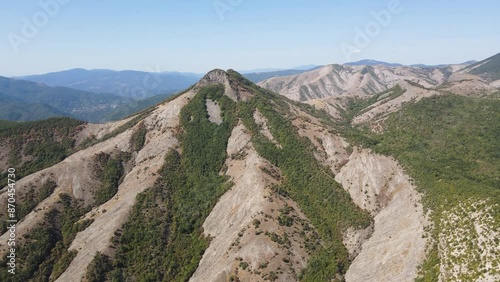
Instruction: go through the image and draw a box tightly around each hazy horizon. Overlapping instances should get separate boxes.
[1,0,499,76]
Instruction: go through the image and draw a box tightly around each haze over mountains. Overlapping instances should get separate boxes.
[0,76,177,123]
[259,53,500,102]
[20,69,201,100]
[4,55,496,124]
[0,52,499,282]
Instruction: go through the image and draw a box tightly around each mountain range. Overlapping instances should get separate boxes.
[258,55,499,102]
[0,76,178,123]
[0,52,498,282]
[20,69,201,100]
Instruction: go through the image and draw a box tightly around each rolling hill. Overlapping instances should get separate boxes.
[462,52,500,84]
[21,69,201,100]
[0,77,179,123]
[258,60,496,101]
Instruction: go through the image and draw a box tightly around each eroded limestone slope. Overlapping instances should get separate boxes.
[190,122,316,282]
[0,89,195,281]
[351,81,440,132]
[336,148,429,282]
[285,100,429,281]
[55,90,195,282]
[258,64,461,101]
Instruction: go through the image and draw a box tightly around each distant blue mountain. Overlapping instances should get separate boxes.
[20,69,202,100]
[0,76,176,123]
[345,60,403,67]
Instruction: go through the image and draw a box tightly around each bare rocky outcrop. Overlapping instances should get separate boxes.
[253,109,280,147]
[190,122,316,282]
[75,116,136,146]
[351,80,440,131]
[270,100,429,282]
[285,102,351,173]
[54,89,195,282]
[490,79,500,88]
[258,64,458,101]
[0,90,195,281]
[206,99,223,125]
[342,224,374,259]
[439,72,497,96]
[305,97,345,119]
[198,69,239,100]
[335,148,429,282]
[0,129,134,256]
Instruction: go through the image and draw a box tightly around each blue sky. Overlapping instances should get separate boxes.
[1,0,499,76]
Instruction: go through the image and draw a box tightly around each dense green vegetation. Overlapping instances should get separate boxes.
[0,92,72,121]
[467,52,500,81]
[348,94,499,209]
[235,89,371,281]
[130,122,147,151]
[343,94,500,280]
[104,84,236,281]
[94,153,125,207]
[4,68,497,281]
[0,118,85,233]
[0,180,57,233]
[85,252,113,282]
[0,117,85,185]
[0,194,92,281]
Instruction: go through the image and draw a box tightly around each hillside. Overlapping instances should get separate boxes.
[258,63,476,101]
[343,93,500,281]
[21,69,201,100]
[0,77,178,123]
[462,52,500,84]
[0,93,72,121]
[0,69,498,282]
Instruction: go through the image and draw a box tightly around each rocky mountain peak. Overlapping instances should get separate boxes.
[198,69,229,85]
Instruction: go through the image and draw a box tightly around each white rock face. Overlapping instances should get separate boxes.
[0,128,134,255]
[206,99,223,125]
[54,90,196,282]
[0,90,195,281]
[491,79,500,88]
[190,122,313,282]
[335,148,428,282]
[75,116,135,146]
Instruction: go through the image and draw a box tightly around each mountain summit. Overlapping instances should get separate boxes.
[0,67,499,282]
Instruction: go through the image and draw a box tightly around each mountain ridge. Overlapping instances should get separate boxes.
[20,68,201,100]
[0,76,181,123]
[0,67,498,282]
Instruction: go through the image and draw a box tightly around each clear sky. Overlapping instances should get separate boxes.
[1,0,499,76]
